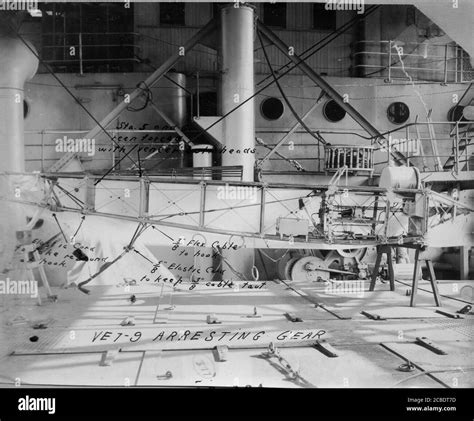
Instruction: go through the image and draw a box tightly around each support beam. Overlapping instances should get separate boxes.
[49,18,218,172]
[257,21,407,165]
[257,97,324,167]
[149,102,194,147]
[139,177,149,218]
[257,21,381,140]
[410,247,421,307]
[460,246,469,280]
[127,102,195,170]
[84,176,96,212]
[369,245,395,291]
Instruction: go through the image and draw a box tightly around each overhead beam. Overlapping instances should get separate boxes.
[49,18,218,172]
[149,102,194,147]
[257,21,382,140]
[127,102,195,170]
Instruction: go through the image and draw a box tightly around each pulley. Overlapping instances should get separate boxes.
[290,256,329,283]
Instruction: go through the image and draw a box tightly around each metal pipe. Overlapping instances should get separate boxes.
[196,71,200,119]
[199,182,206,227]
[443,44,448,84]
[387,40,392,82]
[111,130,116,169]
[79,32,83,75]
[149,102,194,146]
[49,18,217,172]
[0,34,39,172]
[0,29,38,273]
[220,5,255,182]
[455,46,458,83]
[41,130,45,172]
[455,123,460,175]
[259,187,266,235]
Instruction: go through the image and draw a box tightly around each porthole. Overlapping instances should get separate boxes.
[323,99,346,122]
[261,97,284,120]
[387,102,410,125]
[448,105,468,127]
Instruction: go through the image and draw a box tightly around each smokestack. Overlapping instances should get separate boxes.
[219,4,255,182]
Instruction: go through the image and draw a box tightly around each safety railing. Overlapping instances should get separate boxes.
[30,32,141,74]
[24,129,185,172]
[371,120,473,174]
[24,127,243,180]
[354,40,473,83]
[324,145,374,173]
[24,118,473,177]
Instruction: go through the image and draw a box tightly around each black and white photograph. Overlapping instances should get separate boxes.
[0,0,472,417]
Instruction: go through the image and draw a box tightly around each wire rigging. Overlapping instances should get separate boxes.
[257,30,327,146]
[2,16,141,171]
[257,5,379,86]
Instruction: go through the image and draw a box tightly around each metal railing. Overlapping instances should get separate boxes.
[325,145,374,173]
[24,129,184,172]
[30,32,141,74]
[371,120,473,174]
[25,121,473,176]
[354,40,473,83]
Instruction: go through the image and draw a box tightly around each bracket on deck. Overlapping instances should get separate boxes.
[313,340,339,358]
[361,310,386,321]
[415,336,448,355]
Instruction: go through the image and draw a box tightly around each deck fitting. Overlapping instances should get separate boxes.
[120,316,135,326]
[247,306,262,318]
[284,312,303,322]
[361,310,386,320]
[435,309,464,319]
[157,370,173,380]
[214,345,229,362]
[397,362,416,372]
[415,337,448,355]
[313,340,339,358]
[100,349,119,366]
[457,305,472,315]
[206,314,221,324]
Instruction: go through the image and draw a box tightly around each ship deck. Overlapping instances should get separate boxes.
[0,277,473,388]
